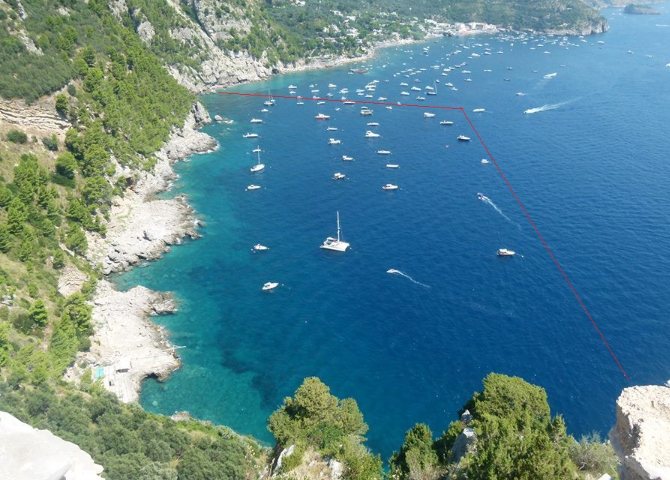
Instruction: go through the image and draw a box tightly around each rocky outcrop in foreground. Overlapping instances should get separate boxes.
[610,385,670,480]
[0,411,104,480]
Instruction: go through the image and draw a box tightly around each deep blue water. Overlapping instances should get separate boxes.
[116,8,670,459]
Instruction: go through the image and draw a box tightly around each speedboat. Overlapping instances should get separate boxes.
[382,184,399,190]
[440,120,454,125]
[386,106,393,110]
[516,92,525,96]
[367,122,379,126]
[481,159,490,164]
[243,133,259,138]
[327,127,338,131]
[288,85,297,89]
[321,211,350,252]
[497,248,516,257]
[262,282,279,291]
[260,108,269,113]
[342,155,354,161]
[315,113,330,120]
[400,91,410,96]
[386,164,400,169]
[544,72,557,79]
[365,131,380,138]
[472,108,485,113]
[457,135,471,141]
[333,172,346,180]
[328,138,341,145]
[423,112,436,118]
[360,109,373,116]
[377,150,391,155]
[250,118,263,123]
[477,192,485,200]
[246,185,261,190]
[317,101,326,105]
[253,244,269,251]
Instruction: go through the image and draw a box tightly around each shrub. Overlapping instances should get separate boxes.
[7,130,28,144]
[42,135,59,151]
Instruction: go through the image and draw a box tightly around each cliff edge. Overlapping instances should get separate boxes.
[610,385,670,480]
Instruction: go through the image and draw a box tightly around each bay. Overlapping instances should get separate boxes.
[116,7,670,459]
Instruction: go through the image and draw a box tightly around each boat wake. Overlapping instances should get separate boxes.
[478,195,511,222]
[524,99,576,115]
[387,269,430,288]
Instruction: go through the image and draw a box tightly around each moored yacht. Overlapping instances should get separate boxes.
[457,135,471,141]
[440,120,454,125]
[321,211,350,252]
[496,248,516,257]
[328,138,341,145]
[423,112,436,118]
[342,155,354,161]
[377,150,391,155]
[382,184,399,190]
[315,113,330,120]
[250,150,264,173]
[250,118,263,123]
[333,172,346,180]
[365,130,380,138]
[243,133,259,138]
[262,282,279,291]
[246,184,261,191]
[253,244,269,251]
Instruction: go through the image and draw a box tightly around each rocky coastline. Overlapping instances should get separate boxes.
[70,101,217,402]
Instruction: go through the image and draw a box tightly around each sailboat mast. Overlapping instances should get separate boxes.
[336,211,341,242]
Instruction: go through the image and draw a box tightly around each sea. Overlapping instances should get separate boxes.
[115,7,670,459]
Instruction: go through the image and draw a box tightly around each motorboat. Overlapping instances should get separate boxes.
[386,164,399,169]
[321,211,350,252]
[262,282,279,291]
[457,135,471,141]
[253,244,269,251]
[327,127,338,131]
[288,85,297,89]
[497,248,516,257]
[367,122,379,126]
[377,150,391,155]
[400,91,410,96]
[516,92,525,96]
[333,172,346,180]
[246,185,261,190]
[477,192,485,200]
[342,155,354,161]
[328,138,341,145]
[544,72,557,79]
[250,118,263,123]
[260,109,269,113]
[360,109,373,116]
[481,159,490,164]
[343,100,355,105]
[243,133,259,138]
[317,101,326,105]
[416,96,426,100]
[365,131,380,138]
[473,108,485,113]
[440,120,454,125]
[423,112,436,118]
[382,184,399,190]
[315,113,330,120]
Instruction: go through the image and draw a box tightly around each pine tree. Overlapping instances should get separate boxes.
[0,224,12,253]
[29,299,49,328]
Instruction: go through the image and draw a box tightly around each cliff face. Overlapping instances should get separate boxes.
[609,385,670,480]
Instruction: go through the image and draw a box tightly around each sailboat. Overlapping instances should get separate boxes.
[250,149,264,172]
[320,211,350,252]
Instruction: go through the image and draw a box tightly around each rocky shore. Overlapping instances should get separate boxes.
[71,101,217,402]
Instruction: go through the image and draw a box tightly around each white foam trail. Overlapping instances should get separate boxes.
[524,98,576,115]
[479,195,512,222]
[387,269,431,288]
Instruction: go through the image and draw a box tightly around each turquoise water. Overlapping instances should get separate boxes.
[116,8,670,458]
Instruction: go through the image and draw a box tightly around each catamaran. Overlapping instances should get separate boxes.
[320,211,350,252]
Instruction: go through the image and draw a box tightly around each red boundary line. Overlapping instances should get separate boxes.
[219,91,630,380]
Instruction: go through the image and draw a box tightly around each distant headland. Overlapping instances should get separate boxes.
[624,4,661,14]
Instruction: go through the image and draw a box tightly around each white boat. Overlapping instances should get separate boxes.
[246,185,261,190]
[342,155,354,161]
[343,100,355,105]
[243,133,259,138]
[360,109,373,116]
[457,135,471,141]
[253,244,269,251]
[333,172,346,180]
[472,108,485,113]
[386,164,399,169]
[328,83,337,88]
[516,92,525,96]
[252,146,261,153]
[423,112,436,118]
[250,118,263,123]
[262,282,279,291]
[497,248,515,257]
[382,184,398,190]
[296,101,304,105]
[411,86,421,91]
[260,108,269,113]
[321,211,350,252]
[327,127,338,131]
[288,85,297,89]
[440,120,454,125]
[481,159,490,164]
[400,82,408,86]
[386,106,393,110]
[544,72,557,79]
[416,96,426,101]
[250,150,264,173]
[367,122,379,126]
[328,138,341,145]
[377,150,391,155]
[400,91,410,96]
[317,101,326,105]
[365,130,380,138]
[315,113,330,120]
